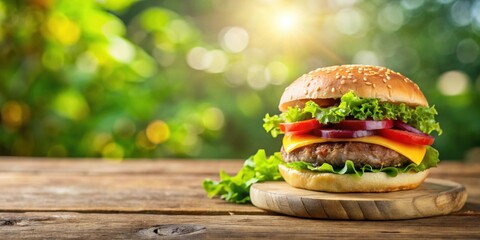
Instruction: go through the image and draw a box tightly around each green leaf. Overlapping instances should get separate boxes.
[283,106,308,122]
[262,114,283,138]
[263,91,442,137]
[202,149,284,203]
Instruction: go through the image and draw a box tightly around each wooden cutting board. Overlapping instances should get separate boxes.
[250,178,467,220]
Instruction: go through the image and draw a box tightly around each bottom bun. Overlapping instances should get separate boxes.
[278,164,429,193]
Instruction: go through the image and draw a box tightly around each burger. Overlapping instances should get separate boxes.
[263,65,442,192]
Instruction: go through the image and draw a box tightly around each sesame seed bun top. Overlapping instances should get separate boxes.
[279,65,428,112]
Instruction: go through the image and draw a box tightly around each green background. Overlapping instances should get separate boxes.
[1,0,479,161]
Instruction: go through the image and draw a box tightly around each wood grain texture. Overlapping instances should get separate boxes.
[0,172,264,214]
[0,158,477,238]
[0,212,478,239]
[251,178,468,220]
[0,159,477,216]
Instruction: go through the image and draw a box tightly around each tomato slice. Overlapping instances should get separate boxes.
[333,120,393,130]
[376,129,435,145]
[280,119,322,134]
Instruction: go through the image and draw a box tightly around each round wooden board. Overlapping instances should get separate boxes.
[250,178,467,220]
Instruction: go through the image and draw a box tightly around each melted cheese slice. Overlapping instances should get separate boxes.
[283,134,427,165]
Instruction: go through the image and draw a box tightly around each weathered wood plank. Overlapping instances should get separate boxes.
[0,172,264,214]
[0,212,478,239]
[0,171,477,215]
[0,159,477,215]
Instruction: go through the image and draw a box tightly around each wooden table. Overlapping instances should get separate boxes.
[0,158,478,239]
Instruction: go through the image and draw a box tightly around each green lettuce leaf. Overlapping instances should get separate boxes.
[202,149,284,203]
[286,146,440,177]
[262,114,283,138]
[263,91,442,137]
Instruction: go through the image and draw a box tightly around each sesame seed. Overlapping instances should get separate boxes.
[373,83,376,88]
[383,79,387,83]
[403,78,408,83]
[352,79,358,83]
[316,86,321,91]
[331,87,335,93]
[305,89,308,95]
[306,82,311,87]
[365,82,372,86]
[336,75,341,79]
[340,80,345,85]
[363,77,368,81]
[387,84,392,89]
[386,75,391,80]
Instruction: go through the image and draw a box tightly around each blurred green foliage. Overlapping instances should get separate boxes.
[0,0,479,160]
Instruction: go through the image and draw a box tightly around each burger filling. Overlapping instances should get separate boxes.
[263,91,442,176]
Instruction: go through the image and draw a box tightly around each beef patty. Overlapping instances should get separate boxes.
[281,142,410,169]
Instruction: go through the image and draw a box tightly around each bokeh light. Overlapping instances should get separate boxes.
[202,108,225,131]
[205,50,228,73]
[113,118,136,139]
[146,120,170,144]
[108,37,135,63]
[437,71,469,96]
[220,27,249,53]
[45,13,81,45]
[377,3,404,33]
[1,101,29,129]
[456,38,479,64]
[450,0,472,27]
[187,47,209,70]
[187,48,228,73]
[335,8,365,35]
[52,90,90,121]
